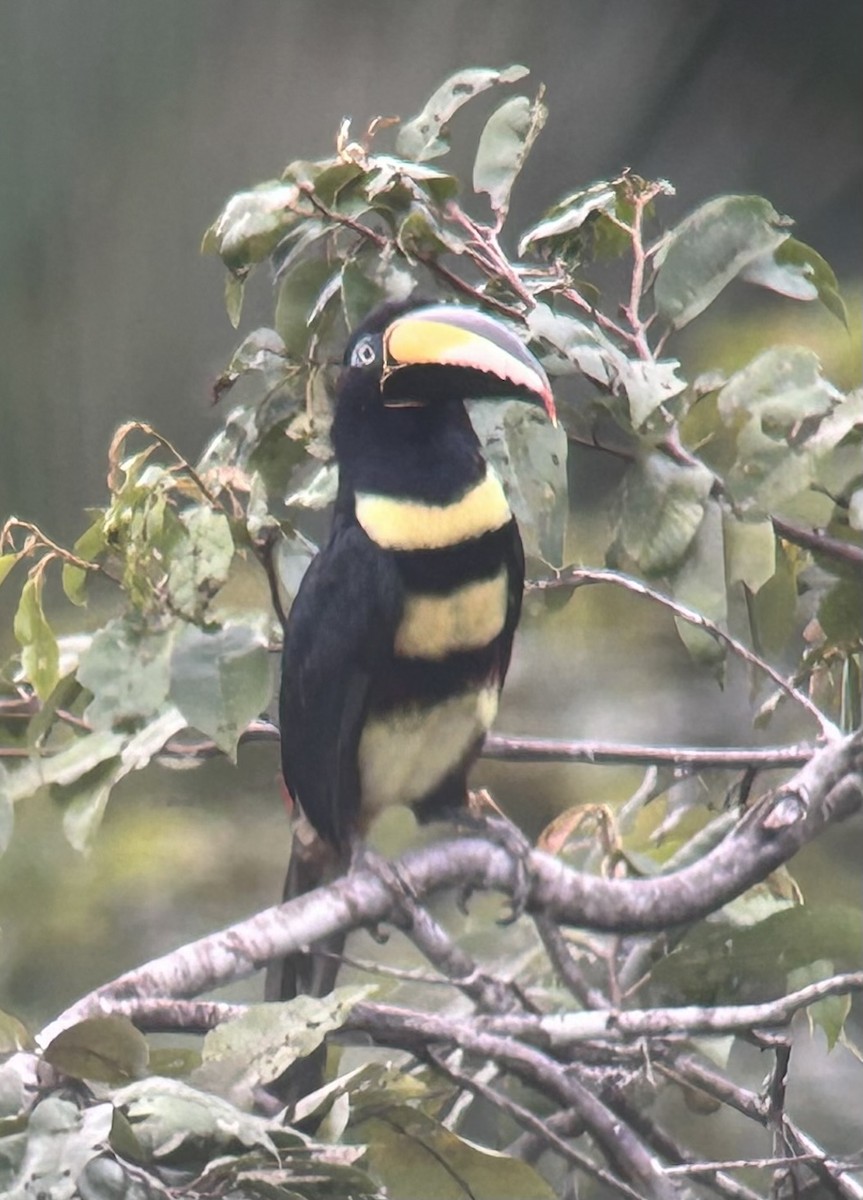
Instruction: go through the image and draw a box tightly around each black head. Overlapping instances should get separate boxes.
[337,298,556,421]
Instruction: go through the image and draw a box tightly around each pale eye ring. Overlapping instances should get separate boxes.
[352,338,377,367]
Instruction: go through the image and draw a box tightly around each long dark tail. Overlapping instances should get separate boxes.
[264,821,348,1001]
[263,823,349,1108]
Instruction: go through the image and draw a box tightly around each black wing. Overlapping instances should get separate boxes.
[498,516,526,685]
[279,519,403,850]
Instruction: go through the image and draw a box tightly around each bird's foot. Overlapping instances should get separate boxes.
[459,793,535,924]
[349,842,419,937]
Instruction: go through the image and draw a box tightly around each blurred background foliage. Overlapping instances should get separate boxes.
[0,0,860,1078]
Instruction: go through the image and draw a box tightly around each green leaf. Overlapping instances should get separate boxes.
[13,575,59,701]
[0,553,20,589]
[614,453,714,575]
[818,578,863,646]
[473,90,546,218]
[527,303,685,428]
[7,1097,114,1200]
[718,346,840,428]
[55,756,123,853]
[78,617,174,730]
[787,961,851,1050]
[341,256,387,332]
[343,243,415,328]
[841,654,862,733]
[62,519,107,607]
[0,729,124,810]
[274,257,336,359]
[368,155,461,208]
[169,623,271,760]
[166,507,235,621]
[396,64,529,161]
[271,216,329,279]
[214,327,291,406]
[227,327,288,381]
[672,499,727,667]
[741,237,847,325]
[528,303,620,388]
[718,347,842,513]
[520,175,633,262]
[224,272,244,329]
[518,180,620,255]
[396,208,462,260]
[750,540,798,658]
[113,1076,279,1163]
[44,1017,149,1085]
[196,988,374,1108]
[309,159,366,207]
[204,181,304,273]
[0,1010,31,1056]
[354,1106,556,1200]
[723,515,776,594]
[285,462,339,513]
[650,905,863,1004]
[654,195,793,330]
[467,399,568,566]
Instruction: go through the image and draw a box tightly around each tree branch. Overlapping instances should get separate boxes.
[772,516,863,575]
[656,1050,863,1200]
[37,728,863,1051]
[464,971,863,1045]
[426,1047,645,1200]
[528,566,840,739]
[347,1004,688,1199]
[484,734,815,770]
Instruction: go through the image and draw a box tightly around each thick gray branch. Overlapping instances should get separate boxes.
[38,729,863,1048]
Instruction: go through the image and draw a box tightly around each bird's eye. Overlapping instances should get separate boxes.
[351,338,377,368]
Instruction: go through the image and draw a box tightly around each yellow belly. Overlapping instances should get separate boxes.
[394,568,508,660]
[357,685,499,814]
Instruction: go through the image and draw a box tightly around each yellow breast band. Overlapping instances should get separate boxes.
[355,472,511,551]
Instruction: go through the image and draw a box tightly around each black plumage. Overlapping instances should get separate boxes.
[269,298,554,1001]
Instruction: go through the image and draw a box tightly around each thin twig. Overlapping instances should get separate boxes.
[300,185,387,249]
[532,913,608,1009]
[772,516,863,575]
[348,1003,686,1199]
[528,566,840,739]
[613,1094,766,1200]
[108,421,228,515]
[560,284,635,344]
[466,971,863,1044]
[426,1047,645,1200]
[665,1155,848,1177]
[620,185,659,362]
[371,856,529,1015]
[416,253,524,320]
[0,519,99,574]
[3,686,818,773]
[658,1050,863,1200]
[486,734,815,770]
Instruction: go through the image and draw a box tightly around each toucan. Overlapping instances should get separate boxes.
[267,298,556,1001]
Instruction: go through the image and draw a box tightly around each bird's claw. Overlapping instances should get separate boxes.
[459,801,534,924]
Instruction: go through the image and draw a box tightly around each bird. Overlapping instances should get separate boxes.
[267,297,555,1002]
